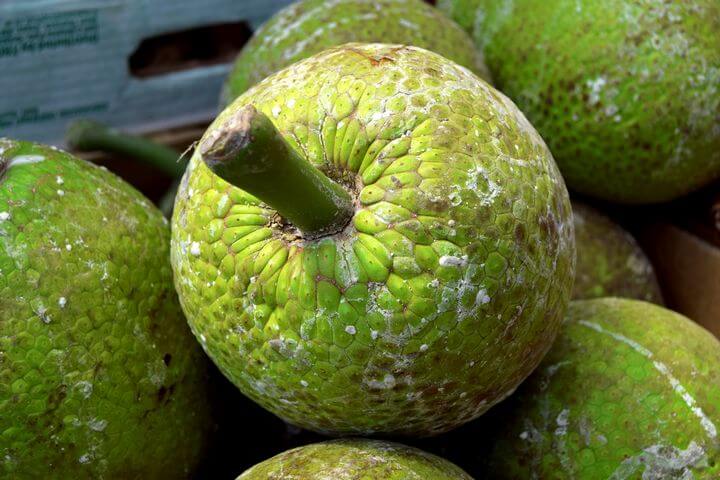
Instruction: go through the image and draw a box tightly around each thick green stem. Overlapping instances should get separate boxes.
[199,105,354,237]
[66,120,186,178]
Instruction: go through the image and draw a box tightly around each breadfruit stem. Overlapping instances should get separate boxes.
[66,120,185,178]
[200,104,354,237]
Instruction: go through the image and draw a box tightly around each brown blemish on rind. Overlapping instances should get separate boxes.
[319,163,362,198]
[270,213,303,243]
[341,45,400,67]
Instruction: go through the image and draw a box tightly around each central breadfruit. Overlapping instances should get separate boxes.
[171,43,575,436]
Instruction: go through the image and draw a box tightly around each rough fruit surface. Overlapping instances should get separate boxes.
[483,298,720,479]
[572,202,662,302]
[439,0,720,203]
[222,0,490,104]
[238,439,472,479]
[172,44,575,435]
[0,140,213,478]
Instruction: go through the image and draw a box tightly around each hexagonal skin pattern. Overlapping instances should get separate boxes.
[481,298,720,479]
[237,438,472,479]
[572,201,662,303]
[438,0,720,204]
[172,44,575,436]
[221,0,491,105]
[0,140,213,478]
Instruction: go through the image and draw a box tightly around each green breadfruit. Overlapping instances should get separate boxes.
[0,139,213,478]
[237,439,472,479]
[171,43,575,436]
[483,298,720,479]
[572,201,662,302]
[439,0,720,203]
[222,0,490,105]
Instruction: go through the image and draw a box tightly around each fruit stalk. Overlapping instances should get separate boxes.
[66,120,185,178]
[200,104,354,237]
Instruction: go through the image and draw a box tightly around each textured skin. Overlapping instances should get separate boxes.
[238,439,472,479]
[438,0,720,204]
[221,0,491,105]
[572,202,662,303]
[172,44,575,436]
[0,140,213,478]
[483,298,720,479]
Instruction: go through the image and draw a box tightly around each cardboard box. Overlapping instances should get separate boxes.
[639,224,720,336]
[635,186,720,337]
[0,0,292,145]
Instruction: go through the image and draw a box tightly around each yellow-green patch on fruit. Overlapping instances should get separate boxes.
[0,139,213,478]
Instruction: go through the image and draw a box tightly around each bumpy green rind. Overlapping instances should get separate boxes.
[0,139,213,478]
[484,298,720,479]
[438,0,720,203]
[238,439,472,479]
[172,44,575,436]
[572,202,662,302]
[221,0,491,105]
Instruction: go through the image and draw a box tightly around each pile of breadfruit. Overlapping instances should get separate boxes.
[2,0,718,478]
